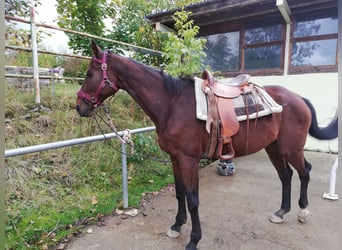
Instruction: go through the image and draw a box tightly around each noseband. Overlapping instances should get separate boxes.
[77,51,119,107]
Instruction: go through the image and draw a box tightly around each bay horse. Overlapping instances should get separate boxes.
[76,41,338,250]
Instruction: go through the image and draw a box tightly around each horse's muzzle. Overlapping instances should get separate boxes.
[76,103,93,117]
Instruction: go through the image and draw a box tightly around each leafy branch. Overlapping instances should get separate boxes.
[162,8,206,77]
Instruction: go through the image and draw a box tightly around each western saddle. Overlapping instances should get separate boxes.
[201,70,253,161]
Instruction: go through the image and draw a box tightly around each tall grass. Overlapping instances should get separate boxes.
[5,82,173,249]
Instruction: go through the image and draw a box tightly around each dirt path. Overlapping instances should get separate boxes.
[66,151,338,250]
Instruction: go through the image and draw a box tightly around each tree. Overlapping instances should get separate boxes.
[55,0,204,59]
[107,0,166,64]
[104,0,204,65]
[5,0,39,17]
[56,0,119,55]
[162,8,206,77]
[5,0,42,47]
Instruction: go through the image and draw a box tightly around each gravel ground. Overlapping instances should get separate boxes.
[66,151,338,250]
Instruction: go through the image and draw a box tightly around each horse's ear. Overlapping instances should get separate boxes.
[91,40,102,59]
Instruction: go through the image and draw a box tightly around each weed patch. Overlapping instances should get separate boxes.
[5,82,173,249]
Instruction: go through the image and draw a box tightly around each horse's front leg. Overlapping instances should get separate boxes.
[185,182,201,250]
[182,157,202,250]
[167,157,202,250]
[167,159,187,238]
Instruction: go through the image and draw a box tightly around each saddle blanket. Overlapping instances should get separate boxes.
[194,77,283,122]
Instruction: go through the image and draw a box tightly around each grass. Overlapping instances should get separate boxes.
[5,82,173,249]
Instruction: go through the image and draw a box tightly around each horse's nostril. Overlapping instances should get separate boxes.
[76,105,80,112]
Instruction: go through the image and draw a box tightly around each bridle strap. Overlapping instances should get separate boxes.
[77,51,119,107]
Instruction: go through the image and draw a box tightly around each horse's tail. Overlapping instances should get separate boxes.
[302,97,338,140]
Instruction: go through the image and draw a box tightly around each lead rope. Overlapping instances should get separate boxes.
[93,106,172,163]
[101,106,134,155]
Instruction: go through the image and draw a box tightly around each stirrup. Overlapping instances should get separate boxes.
[218,136,235,161]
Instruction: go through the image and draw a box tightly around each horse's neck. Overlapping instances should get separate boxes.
[113,56,170,125]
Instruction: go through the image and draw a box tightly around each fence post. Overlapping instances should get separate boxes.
[30,6,40,109]
[50,70,55,101]
[121,142,129,208]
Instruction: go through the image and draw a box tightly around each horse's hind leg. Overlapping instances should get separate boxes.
[284,150,312,223]
[265,142,293,223]
[294,158,312,223]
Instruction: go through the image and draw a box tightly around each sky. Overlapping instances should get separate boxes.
[35,0,70,52]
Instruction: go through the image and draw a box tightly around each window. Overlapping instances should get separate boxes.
[244,24,283,71]
[200,11,337,76]
[290,16,338,73]
[203,31,240,71]
[202,24,284,75]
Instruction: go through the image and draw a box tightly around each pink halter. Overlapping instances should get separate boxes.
[77,51,119,107]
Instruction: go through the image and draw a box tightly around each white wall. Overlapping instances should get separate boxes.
[251,73,338,153]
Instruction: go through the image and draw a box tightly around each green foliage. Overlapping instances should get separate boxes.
[5,82,173,249]
[59,57,89,78]
[129,134,167,164]
[5,0,46,48]
[106,0,169,65]
[55,0,204,61]
[5,49,63,68]
[162,9,207,77]
[5,0,41,17]
[56,0,119,55]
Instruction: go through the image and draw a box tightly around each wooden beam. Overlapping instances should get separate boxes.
[155,22,175,33]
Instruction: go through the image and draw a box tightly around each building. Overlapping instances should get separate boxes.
[147,0,338,152]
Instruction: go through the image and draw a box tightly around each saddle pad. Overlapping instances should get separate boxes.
[194,77,283,122]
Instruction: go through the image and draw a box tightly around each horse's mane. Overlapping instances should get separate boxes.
[161,70,194,95]
[117,53,194,95]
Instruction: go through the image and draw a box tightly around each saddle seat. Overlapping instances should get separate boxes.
[226,74,250,87]
[201,70,252,161]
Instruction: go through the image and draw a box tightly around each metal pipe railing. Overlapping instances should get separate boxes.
[5,126,156,208]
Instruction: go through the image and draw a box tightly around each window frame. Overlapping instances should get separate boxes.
[241,22,285,76]
[200,10,338,77]
[203,21,287,77]
[288,15,338,74]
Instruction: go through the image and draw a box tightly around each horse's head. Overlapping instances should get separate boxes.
[76,41,119,117]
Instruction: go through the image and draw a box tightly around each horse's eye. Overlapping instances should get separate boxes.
[86,70,93,78]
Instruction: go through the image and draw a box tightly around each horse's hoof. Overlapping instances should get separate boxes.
[185,242,198,250]
[298,208,311,223]
[269,213,284,224]
[167,228,181,238]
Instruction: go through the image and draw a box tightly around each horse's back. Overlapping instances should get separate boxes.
[233,85,311,157]
[264,85,311,125]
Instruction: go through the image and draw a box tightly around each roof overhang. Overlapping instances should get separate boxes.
[147,0,337,35]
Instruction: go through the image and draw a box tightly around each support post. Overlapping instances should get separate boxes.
[51,70,55,102]
[121,142,129,208]
[323,158,338,200]
[30,6,40,109]
[276,0,292,24]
